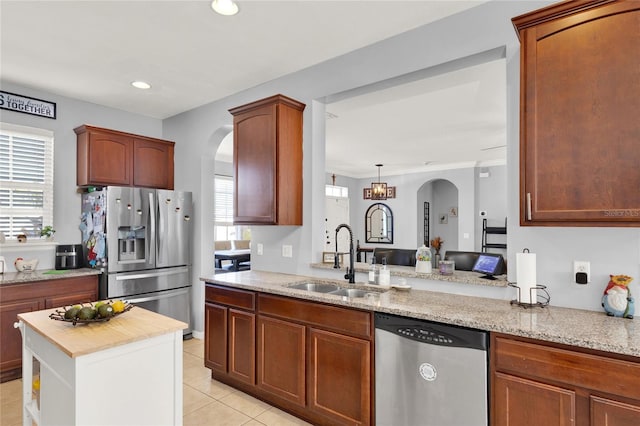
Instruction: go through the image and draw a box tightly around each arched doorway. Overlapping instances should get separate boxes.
[416,179,459,253]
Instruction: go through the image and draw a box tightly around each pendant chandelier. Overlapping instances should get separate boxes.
[364,164,395,200]
[370,164,387,200]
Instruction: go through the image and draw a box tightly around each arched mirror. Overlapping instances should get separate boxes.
[365,203,393,244]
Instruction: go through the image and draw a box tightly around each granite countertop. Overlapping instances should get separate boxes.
[312,262,509,287]
[0,268,101,286]
[202,270,640,358]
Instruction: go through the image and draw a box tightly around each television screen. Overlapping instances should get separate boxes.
[472,254,503,278]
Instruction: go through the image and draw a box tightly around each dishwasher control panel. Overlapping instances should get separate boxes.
[375,312,487,350]
[397,327,454,344]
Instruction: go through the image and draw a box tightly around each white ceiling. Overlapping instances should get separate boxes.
[1,0,501,178]
[325,57,506,178]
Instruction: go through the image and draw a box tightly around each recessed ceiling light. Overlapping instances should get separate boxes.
[211,0,239,16]
[131,81,151,90]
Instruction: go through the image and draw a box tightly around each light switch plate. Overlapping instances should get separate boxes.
[257,243,263,255]
[282,245,293,258]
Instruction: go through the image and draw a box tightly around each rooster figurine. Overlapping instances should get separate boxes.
[602,275,634,319]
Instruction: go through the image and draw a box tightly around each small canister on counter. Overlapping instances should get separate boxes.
[439,260,455,275]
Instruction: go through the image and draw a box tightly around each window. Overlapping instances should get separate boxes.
[214,175,250,241]
[326,184,348,198]
[0,123,54,239]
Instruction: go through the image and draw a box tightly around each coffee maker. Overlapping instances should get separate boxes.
[55,244,83,270]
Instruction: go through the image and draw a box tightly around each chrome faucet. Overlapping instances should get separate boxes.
[334,224,355,283]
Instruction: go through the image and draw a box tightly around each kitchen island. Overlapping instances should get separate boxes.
[16,306,186,426]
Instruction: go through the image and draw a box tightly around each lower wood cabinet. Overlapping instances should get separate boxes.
[491,333,640,426]
[257,315,306,406]
[205,284,373,425]
[204,285,256,385]
[0,275,98,382]
[307,327,371,425]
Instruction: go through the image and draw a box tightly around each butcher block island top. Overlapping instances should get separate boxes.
[17,305,187,357]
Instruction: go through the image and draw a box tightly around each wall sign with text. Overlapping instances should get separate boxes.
[0,91,56,119]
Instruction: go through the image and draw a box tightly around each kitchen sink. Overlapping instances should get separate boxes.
[328,288,370,298]
[288,282,340,293]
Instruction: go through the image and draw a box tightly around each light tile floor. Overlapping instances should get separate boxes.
[0,338,312,426]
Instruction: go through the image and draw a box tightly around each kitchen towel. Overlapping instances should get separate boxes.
[516,250,537,304]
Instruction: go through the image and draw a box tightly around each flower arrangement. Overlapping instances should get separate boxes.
[430,236,444,255]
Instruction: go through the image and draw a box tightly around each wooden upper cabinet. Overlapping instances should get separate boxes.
[75,125,175,189]
[513,0,640,226]
[133,138,174,189]
[229,94,305,225]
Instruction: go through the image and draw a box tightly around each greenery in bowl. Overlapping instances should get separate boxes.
[40,225,55,238]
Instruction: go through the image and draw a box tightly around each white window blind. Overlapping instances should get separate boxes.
[214,175,233,225]
[0,123,54,239]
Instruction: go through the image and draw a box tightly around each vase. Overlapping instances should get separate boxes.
[433,254,441,268]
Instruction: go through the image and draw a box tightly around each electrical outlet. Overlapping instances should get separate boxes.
[282,245,293,258]
[573,260,590,284]
[257,243,263,255]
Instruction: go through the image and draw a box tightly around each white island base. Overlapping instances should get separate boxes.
[17,306,186,426]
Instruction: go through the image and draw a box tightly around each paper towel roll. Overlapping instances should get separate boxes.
[516,251,537,304]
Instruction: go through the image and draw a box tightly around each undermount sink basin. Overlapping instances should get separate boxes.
[328,288,370,298]
[289,282,340,293]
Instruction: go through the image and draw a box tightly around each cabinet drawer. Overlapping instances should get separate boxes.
[205,285,255,311]
[258,294,372,339]
[494,336,640,400]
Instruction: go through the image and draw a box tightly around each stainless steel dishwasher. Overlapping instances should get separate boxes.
[375,312,488,426]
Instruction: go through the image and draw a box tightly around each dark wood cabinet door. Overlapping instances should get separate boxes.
[228,309,255,385]
[307,328,371,426]
[0,299,41,381]
[133,138,174,189]
[591,395,640,426]
[514,1,640,226]
[204,302,227,373]
[256,315,306,406]
[230,94,305,225]
[44,291,97,309]
[493,372,575,426]
[86,130,133,186]
[233,103,277,224]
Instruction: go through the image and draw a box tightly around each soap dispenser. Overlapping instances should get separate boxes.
[379,258,391,286]
[368,257,378,284]
[415,245,432,274]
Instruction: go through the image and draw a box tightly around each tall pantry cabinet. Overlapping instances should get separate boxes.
[513,0,640,226]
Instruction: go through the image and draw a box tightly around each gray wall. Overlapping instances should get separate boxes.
[5,1,638,337]
[165,0,639,336]
[0,81,163,243]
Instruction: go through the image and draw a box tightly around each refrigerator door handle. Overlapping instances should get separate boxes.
[114,266,189,281]
[157,192,165,265]
[148,190,156,268]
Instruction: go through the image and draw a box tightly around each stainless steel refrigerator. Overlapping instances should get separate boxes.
[80,186,193,336]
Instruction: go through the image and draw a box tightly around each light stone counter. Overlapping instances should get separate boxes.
[0,268,101,286]
[311,262,509,287]
[202,270,640,358]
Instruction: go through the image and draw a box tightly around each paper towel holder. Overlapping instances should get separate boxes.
[509,282,550,308]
